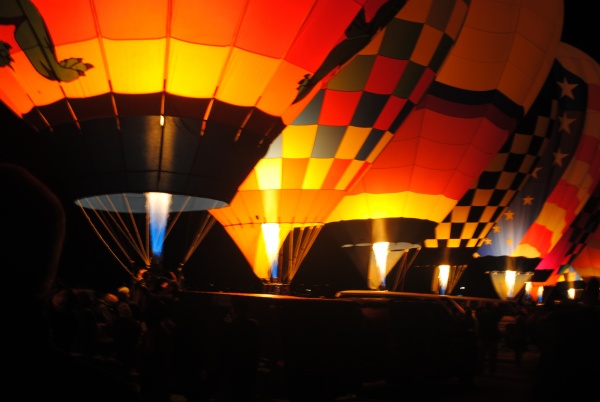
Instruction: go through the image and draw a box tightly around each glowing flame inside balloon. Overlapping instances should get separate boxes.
[525,282,532,301]
[568,288,575,300]
[262,223,280,281]
[438,264,450,295]
[146,192,172,258]
[373,242,390,289]
[505,270,516,299]
[537,286,544,303]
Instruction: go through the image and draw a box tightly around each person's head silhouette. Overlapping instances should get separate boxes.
[0,163,65,301]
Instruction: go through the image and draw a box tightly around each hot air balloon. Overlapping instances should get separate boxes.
[411,39,592,297]
[527,180,600,300]
[321,0,564,292]
[209,0,469,290]
[0,0,397,279]
[571,224,600,281]
[518,44,600,261]
[472,42,600,299]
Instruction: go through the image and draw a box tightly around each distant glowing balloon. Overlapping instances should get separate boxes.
[487,270,532,300]
[571,225,600,280]
[534,180,600,287]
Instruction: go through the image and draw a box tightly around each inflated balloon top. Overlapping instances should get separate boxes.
[0,0,403,209]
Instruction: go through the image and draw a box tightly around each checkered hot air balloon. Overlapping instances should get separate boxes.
[209,0,469,286]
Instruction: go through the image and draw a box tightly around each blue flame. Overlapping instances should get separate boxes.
[146,192,172,258]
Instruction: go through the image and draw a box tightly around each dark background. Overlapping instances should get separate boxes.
[1,3,598,295]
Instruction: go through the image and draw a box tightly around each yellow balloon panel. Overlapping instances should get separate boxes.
[104,39,167,94]
[166,41,228,98]
[281,125,318,158]
[59,41,110,99]
[254,159,283,190]
[303,159,334,189]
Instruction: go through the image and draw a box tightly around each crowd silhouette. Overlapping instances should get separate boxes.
[2,161,600,402]
[2,184,246,402]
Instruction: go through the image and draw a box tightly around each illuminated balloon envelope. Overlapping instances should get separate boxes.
[477,43,600,272]
[487,270,533,300]
[418,0,567,265]
[325,0,563,291]
[0,0,393,272]
[540,264,585,300]
[512,62,600,264]
[412,41,590,295]
[210,0,469,284]
[468,43,599,293]
[431,264,467,295]
[339,241,420,290]
[571,225,600,281]
[533,179,600,289]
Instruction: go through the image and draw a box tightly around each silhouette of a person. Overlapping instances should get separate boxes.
[1,163,139,401]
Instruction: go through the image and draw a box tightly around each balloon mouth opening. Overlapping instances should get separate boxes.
[340,242,420,250]
[75,192,228,213]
